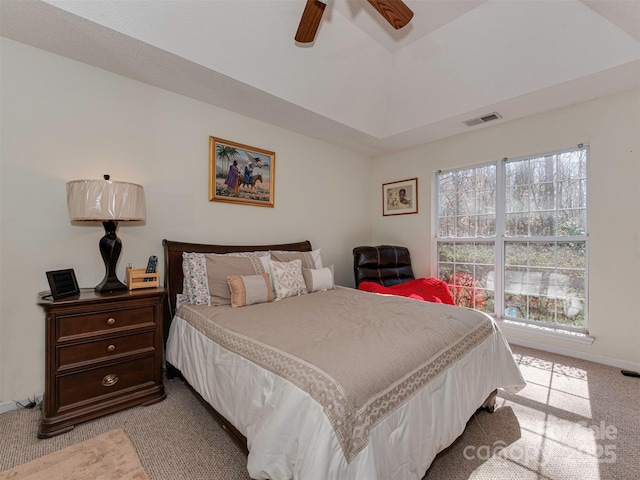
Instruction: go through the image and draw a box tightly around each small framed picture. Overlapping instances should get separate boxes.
[46,269,80,300]
[209,137,275,208]
[383,178,418,216]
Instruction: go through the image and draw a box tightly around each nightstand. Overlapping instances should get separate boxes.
[37,288,166,438]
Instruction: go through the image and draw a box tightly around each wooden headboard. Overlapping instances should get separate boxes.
[162,239,312,341]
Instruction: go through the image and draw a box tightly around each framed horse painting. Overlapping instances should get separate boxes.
[209,137,275,207]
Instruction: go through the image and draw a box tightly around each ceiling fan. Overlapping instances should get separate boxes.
[295,0,414,43]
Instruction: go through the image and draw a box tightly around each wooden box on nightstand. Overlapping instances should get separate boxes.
[36,288,166,438]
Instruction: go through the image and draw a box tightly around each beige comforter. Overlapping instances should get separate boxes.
[177,287,495,462]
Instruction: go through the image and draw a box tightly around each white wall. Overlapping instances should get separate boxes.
[371,88,640,368]
[0,38,372,405]
[2,37,638,407]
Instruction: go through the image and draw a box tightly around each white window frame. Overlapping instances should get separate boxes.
[434,146,589,334]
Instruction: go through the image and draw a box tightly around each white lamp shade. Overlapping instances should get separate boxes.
[66,179,145,221]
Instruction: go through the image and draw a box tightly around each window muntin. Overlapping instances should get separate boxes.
[436,147,588,332]
[437,164,496,238]
[505,150,587,237]
[438,240,495,313]
[503,240,586,329]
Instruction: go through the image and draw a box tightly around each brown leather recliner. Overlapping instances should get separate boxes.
[352,245,415,288]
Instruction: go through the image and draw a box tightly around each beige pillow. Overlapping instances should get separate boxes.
[269,259,308,300]
[227,274,274,307]
[270,249,322,269]
[302,265,335,293]
[205,254,268,306]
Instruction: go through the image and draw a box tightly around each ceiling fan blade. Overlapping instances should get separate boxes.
[367,0,414,30]
[295,0,328,43]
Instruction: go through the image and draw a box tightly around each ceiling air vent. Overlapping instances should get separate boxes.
[463,112,502,127]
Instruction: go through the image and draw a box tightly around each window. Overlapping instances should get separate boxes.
[436,146,588,333]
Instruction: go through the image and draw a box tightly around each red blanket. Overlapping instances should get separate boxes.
[357,278,455,305]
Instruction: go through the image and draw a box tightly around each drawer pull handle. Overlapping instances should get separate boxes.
[107,344,116,352]
[106,317,116,325]
[102,374,118,387]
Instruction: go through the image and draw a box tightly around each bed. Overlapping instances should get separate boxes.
[163,239,525,480]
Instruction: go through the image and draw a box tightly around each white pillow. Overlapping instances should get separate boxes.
[269,259,308,300]
[302,265,335,293]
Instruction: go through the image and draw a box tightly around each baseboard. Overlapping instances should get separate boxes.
[506,336,640,372]
[0,393,43,415]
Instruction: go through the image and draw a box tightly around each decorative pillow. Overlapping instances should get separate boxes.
[182,252,210,305]
[182,253,192,296]
[270,249,323,269]
[269,259,308,300]
[205,254,269,306]
[302,265,335,293]
[176,293,189,310]
[227,274,274,307]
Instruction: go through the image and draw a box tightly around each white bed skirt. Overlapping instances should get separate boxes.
[166,314,524,480]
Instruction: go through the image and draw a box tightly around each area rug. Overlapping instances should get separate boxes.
[0,429,148,480]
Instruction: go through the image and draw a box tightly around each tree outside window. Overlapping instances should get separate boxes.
[436,147,588,332]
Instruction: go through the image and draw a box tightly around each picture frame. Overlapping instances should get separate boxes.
[46,268,80,300]
[382,178,418,216]
[209,137,275,208]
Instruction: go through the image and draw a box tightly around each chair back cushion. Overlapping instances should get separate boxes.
[353,245,415,287]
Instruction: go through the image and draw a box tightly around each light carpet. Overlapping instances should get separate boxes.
[0,345,638,479]
[0,428,147,480]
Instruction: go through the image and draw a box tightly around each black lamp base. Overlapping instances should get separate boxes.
[96,220,128,293]
[95,278,128,294]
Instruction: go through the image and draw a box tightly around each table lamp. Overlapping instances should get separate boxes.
[66,175,145,293]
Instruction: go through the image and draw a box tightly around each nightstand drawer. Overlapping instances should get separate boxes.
[38,288,166,438]
[58,356,155,409]
[57,306,155,340]
[58,331,155,369]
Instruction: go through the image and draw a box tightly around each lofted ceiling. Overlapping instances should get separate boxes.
[1,0,639,156]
